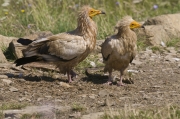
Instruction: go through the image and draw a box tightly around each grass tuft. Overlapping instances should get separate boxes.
[100,105,180,119]
[20,113,42,119]
[71,103,86,112]
[166,38,180,49]
[151,46,164,53]
[0,103,28,110]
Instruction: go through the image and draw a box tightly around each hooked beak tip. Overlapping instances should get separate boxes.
[101,11,106,14]
[141,25,145,28]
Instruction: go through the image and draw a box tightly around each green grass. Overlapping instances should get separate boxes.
[0,0,180,39]
[166,38,180,48]
[151,46,164,53]
[0,112,4,119]
[100,106,180,119]
[0,103,28,110]
[20,113,42,119]
[71,103,86,112]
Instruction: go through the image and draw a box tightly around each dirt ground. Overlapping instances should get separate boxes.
[0,47,180,119]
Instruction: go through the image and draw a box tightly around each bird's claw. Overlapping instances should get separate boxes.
[117,82,125,86]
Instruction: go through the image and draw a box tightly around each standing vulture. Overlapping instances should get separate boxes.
[15,6,105,83]
[101,16,142,86]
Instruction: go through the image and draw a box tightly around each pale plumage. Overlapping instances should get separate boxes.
[101,16,142,86]
[15,6,105,82]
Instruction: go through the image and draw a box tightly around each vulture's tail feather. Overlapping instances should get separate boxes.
[15,56,42,66]
[17,38,33,45]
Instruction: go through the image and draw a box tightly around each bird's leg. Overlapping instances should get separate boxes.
[117,72,125,86]
[106,71,113,85]
[67,71,73,83]
[70,70,77,80]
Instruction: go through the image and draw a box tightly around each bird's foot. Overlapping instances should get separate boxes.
[70,70,77,80]
[105,81,112,85]
[117,81,125,86]
[69,79,74,83]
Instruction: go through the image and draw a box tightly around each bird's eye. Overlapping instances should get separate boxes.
[90,11,94,13]
[132,24,135,26]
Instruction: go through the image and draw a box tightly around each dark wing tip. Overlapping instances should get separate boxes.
[17,38,33,45]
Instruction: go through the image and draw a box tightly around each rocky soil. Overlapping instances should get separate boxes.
[0,46,180,119]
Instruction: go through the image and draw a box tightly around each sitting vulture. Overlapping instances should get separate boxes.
[15,6,105,83]
[101,16,142,86]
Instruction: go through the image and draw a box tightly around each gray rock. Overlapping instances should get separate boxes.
[9,87,18,92]
[178,64,180,68]
[0,49,7,63]
[165,55,178,62]
[1,79,12,85]
[0,63,12,68]
[131,59,143,65]
[16,78,26,82]
[9,31,53,59]
[105,96,115,106]
[0,75,8,79]
[135,13,180,46]
[98,89,109,97]
[0,35,16,46]
[89,94,97,99]
[37,98,44,102]
[69,112,81,118]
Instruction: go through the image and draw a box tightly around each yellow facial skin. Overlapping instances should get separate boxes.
[130,21,142,29]
[89,8,105,18]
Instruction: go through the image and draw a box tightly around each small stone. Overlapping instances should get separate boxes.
[19,97,26,102]
[89,94,97,99]
[89,61,96,68]
[99,90,109,97]
[58,82,72,88]
[9,87,18,92]
[45,95,52,98]
[79,94,87,98]
[69,112,81,118]
[52,74,60,79]
[1,79,12,85]
[26,98,31,102]
[178,64,180,68]
[37,98,44,101]
[18,73,24,78]
[105,97,115,106]
[0,75,8,79]
[55,99,63,103]
[16,78,26,82]
[131,60,143,65]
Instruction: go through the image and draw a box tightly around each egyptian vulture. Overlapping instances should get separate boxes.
[15,6,105,83]
[101,16,142,86]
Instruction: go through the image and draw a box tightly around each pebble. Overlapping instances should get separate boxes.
[98,90,109,97]
[45,95,52,98]
[9,87,18,92]
[0,75,8,79]
[16,78,26,82]
[132,60,143,65]
[69,112,81,118]
[1,79,12,85]
[37,98,44,101]
[19,97,26,102]
[89,94,97,99]
[105,97,115,106]
[58,82,72,88]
